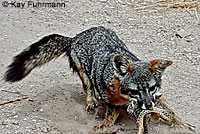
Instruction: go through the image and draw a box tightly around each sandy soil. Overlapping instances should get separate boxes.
[0,0,200,134]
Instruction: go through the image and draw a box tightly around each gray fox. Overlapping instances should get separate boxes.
[4,26,174,128]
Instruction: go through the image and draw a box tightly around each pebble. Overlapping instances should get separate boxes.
[176,29,191,38]
[12,120,19,125]
[13,115,19,118]
[74,116,78,121]
[40,108,44,112]
[36,34,41,37]
[41,127,49,133]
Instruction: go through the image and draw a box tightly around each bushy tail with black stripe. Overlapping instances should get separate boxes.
[4,34,72,82]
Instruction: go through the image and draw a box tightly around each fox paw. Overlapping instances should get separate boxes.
[91,125,120,134]
[94,123,109,130]
[94,120,113,130]
[86,97,98,112]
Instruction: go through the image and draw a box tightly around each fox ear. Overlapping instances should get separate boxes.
[113,54,133,76]
[150,59,172,77]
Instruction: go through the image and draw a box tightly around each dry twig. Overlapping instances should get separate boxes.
[0,97,28,106]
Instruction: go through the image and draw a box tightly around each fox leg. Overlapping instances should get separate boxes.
[95,106,121,129]
[156,96,171,109]
[73,59,97,111]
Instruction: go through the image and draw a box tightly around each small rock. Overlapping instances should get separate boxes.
[84,19,89,22]
[41,127,49,133]
[40,108,43,112]
[176,29,191,38]
[36,34,41,37]
[13,115,19,118]
[12,120,19,125]
[74,116,78,121]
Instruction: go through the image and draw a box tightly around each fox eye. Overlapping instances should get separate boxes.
[149,85,156,91]
[129,89,140,95]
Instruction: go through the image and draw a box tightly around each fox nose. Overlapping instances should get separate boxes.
[141,102,154,110]
[145,102,153,109]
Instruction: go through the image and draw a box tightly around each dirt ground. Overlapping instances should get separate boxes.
[0,0,200,134]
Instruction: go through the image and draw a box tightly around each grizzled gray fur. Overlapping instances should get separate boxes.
[4,26,172,113]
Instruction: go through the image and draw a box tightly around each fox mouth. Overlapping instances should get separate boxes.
[126,96,156,117]
[127,98,138,114]
[126,97,144,117]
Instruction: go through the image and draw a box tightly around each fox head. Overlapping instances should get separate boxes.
[112,54,172,110]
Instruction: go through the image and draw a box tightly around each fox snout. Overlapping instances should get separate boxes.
[142,100,154,110]
[139,90,155,110]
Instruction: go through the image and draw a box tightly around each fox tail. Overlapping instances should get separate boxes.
[4,34,72,82]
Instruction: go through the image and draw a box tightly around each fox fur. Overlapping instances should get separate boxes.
[4,26,173,129]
